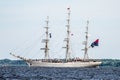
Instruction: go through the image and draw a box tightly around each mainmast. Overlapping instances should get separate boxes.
[64,8,71,61]
[83,20,89,61]
[41,16,49,60]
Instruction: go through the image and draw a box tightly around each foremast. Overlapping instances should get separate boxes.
[83,20,89,61]
[63,8,71,61]
[41,16,50,60]
[10,17,50,61]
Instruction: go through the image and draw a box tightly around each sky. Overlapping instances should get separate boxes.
[0,0,120,60]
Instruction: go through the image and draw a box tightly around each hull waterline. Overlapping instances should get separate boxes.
[26,61,102,68]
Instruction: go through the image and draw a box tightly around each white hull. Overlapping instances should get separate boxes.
[27,61,102,68]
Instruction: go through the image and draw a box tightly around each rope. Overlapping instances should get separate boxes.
[11,33,45,58]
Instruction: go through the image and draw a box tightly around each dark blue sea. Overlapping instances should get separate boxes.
[0,59,120,80]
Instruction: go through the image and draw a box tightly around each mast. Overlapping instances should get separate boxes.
[83,20,89,61]
[63,8,71,61]
[41,16,49,60]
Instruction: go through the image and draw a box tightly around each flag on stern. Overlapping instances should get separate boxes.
[91,39,99,48]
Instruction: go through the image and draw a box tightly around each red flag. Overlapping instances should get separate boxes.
[91,39,99,48]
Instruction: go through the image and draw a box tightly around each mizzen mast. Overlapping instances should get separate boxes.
[83,20,89,61]
[41,16,50,60]
[64,8,71,61]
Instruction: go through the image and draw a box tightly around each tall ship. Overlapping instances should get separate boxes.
[10,8,102,67]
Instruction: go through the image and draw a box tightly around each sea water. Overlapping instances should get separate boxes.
[0,59,120,80]
[0,66,120,80]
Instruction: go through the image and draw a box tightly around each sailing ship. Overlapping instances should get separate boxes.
[10,8,102,67]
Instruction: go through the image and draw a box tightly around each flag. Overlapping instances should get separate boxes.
[71,33,73,36]
[49,33,52,38]
[91,39,99,48]
[67,7,70,10]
